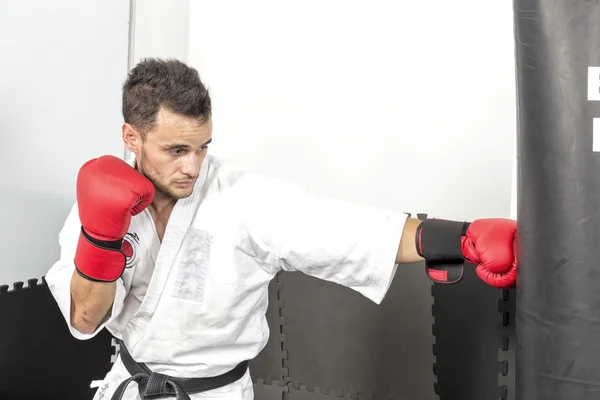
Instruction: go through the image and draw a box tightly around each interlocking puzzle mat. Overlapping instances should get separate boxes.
[0,277,114,400]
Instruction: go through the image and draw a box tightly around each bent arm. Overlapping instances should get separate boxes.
[70,272,116,334]
[46,203,128,339]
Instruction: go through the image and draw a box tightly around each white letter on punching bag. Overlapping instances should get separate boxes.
[588,67,600,152]
[587,67,600,101]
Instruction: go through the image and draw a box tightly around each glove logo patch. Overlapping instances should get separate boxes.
[122,232,140,269]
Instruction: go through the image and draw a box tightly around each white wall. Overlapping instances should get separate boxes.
[0,1,130,286]
[130,0,191,66]
[188,0,517,222]
[126,0,191,160]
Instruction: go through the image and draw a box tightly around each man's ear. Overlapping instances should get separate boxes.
[123,123,142,153]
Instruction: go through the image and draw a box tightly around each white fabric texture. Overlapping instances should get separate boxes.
[46,155,408,399]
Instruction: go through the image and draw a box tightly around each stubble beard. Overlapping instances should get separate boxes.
[138,150,193,200]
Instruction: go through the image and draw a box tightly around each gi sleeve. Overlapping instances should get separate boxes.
[233,172,408,305]
[45,202,128,340]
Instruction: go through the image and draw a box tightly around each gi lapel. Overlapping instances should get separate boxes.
[123,158,212,347]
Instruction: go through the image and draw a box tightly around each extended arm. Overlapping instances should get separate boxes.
[395,217,424,264]
[231,170,518,306]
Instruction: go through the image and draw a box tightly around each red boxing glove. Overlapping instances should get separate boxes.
[461,219,518,288]
[416,218,518,288]
[74,156,155,282]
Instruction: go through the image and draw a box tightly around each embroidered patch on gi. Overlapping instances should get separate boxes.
[172,228,213,302]
[122,232,140,269]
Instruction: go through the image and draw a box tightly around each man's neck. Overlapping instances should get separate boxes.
[149,193,177,216]
[148,193,177,242]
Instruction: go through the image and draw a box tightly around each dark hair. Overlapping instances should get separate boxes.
[122,58,212,136]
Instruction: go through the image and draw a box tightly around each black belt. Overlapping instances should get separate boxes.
[110,340,249,400]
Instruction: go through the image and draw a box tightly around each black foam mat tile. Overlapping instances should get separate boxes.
[498,289,516,400]
[432,263,506,400]
[279,264,436,400]
[285,384,382,400]
[285,384,353,400]
[250,272,289,383]
[253,379,288,400]
[0,277,115,400]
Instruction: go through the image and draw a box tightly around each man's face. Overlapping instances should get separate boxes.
[130,108,212,200]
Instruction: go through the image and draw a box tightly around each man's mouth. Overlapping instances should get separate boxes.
[174,181,194,187]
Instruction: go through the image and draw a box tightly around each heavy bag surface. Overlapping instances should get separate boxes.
[514,1,600,399]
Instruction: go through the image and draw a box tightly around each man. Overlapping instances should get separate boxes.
[46,58,517,400]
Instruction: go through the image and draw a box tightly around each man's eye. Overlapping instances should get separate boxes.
[171,149,186,156]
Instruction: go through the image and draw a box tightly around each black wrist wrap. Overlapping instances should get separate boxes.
[415,219,471,261]
[81,227,123,250]
[74,227,126,283]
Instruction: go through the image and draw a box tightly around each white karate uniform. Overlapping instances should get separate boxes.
[46,155,408,399]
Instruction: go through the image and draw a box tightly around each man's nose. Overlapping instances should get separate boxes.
[180,154,201,178]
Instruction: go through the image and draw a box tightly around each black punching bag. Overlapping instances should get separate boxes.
[514,1,600,399]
